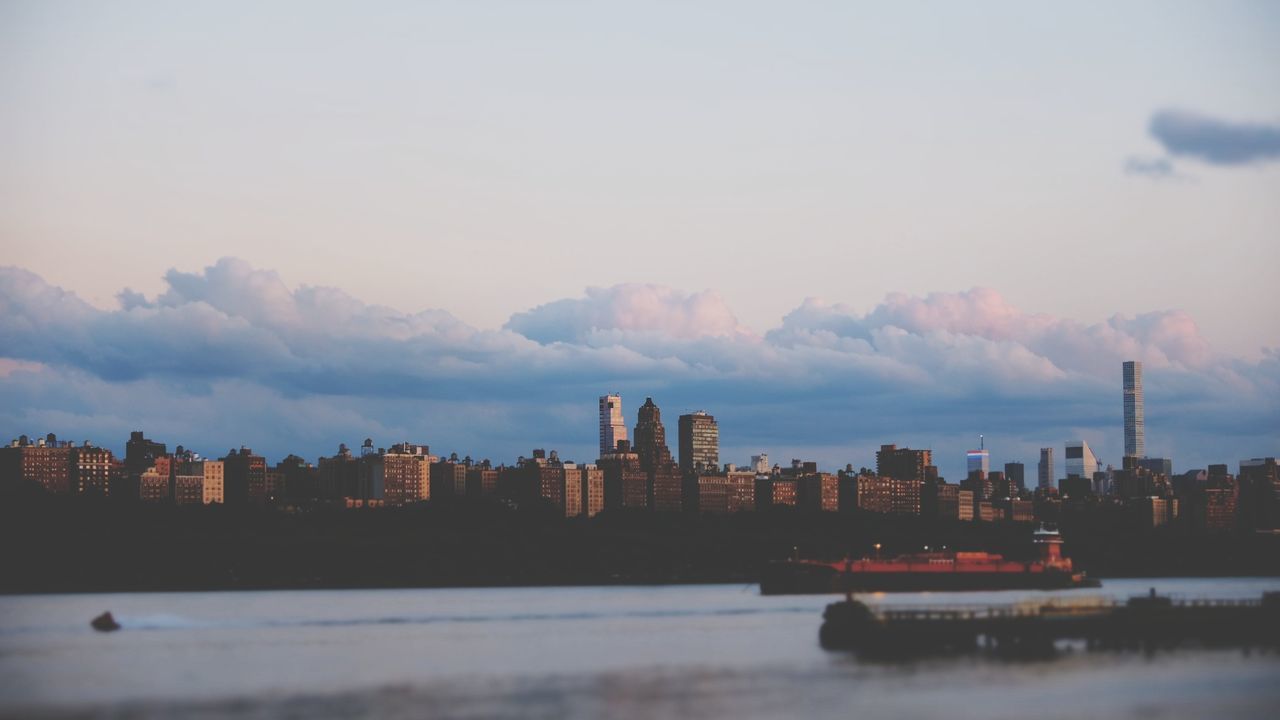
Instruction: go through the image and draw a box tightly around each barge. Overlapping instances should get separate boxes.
[761,525,1094,595]
[819,588,1280,657]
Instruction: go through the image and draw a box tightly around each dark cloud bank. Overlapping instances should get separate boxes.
[1149,109,1280,165]
[2,259,1276,480]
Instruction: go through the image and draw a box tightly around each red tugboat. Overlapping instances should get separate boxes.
[761,525,1096,595]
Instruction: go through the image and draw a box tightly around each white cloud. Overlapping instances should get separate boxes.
[1,260,1275,478]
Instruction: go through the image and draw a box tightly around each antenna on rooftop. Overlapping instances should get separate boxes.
[980,434,984,451]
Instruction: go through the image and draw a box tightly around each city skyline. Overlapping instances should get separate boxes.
[2,1,1278,486]
[1,259,1276,482]
[2,4,1276,717]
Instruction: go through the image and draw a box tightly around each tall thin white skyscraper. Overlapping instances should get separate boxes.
[598,394,627,458]
[1123,360,1145,458]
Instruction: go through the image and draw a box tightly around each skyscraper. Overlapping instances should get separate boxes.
[633,397,682,511]
[966,447,990,478]
[678,411,719,474]
[1065,440,1098,482]
[598,394,628,459]
[633,398,672,469]
[1038,448,1054,490]
[1123,360,1145,458]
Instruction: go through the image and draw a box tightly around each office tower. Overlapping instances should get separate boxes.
[1123,361,1145,458]
[1038,448,1054,490]
[967,447,990,478]
[875,444,932,481]
[1004,462,1025,492]
[598,394,628,459]
[678,411,719,474]
[1065,440,1099,482]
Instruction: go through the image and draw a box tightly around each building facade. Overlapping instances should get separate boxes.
[1123,360,1145,459]
[1,434,74,494]
[966,448,990,478]
[598,394,628,459]
[852,475,922,515]
[222,447,266,506]
[1004,462,1025,493]
[1065,441,1099,483]
[875,444,931,481]
[202,460,225,504]
[634,397,682,512]
[1038,448,1055,490]
[677,411,719,475]
[382,444,431,506]
[579,464,604,517]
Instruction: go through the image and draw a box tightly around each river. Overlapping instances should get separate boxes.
[2,578,1278,718]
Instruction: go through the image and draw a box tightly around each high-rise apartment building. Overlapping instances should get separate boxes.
[598,394,628,459]
[0,434,78,494]
[1065,440,1099,482]
[1123,360,1145,458]
[382,443,431,506]
[677,411,719,474]
[850,474,922,515]
[318,444,360,500]
[139,456,172,502]
[1239,457,1279,530]
[751,453,770,474]
[632,397,682,511]
[598,440,647,510]
[72,444,115,496]
[579,464,604,517]
[202,460,224,504]
[1038,448,1054,489]
[875,444,932,481]
[222,447,266,506]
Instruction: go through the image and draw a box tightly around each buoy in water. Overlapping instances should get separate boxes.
[91,611,121,632]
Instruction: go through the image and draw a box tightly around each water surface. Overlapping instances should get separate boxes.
[2,578,1277,718]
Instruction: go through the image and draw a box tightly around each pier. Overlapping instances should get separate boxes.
[819,590,1280,658]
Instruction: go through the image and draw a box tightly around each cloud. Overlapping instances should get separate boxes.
[1124,155,1177,179]
[506,284,751,344]
[2,260,1276,480]
[1149,109,1280,165]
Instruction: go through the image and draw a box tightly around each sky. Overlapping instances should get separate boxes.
[1,1,1278,481]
